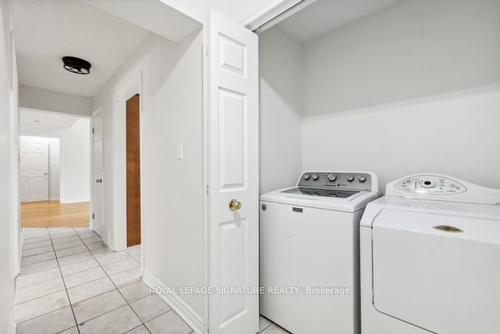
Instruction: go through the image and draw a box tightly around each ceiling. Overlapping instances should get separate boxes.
[13,0,150,97]
[277,0,404,43]
[81,0,201,43]
[20,108,81,136]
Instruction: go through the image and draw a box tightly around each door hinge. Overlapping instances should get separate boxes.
[205,183,210,195]
[92,213,95,220]
[91,127,95,134]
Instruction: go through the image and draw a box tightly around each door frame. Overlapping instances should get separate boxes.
[242,0,315,31]
[109,71,144,261]
[91,109,103,232]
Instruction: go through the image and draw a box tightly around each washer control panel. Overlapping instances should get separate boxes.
[298,172,374,191]
[395,175,467,195]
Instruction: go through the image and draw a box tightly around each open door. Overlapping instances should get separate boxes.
[209,10,259,334]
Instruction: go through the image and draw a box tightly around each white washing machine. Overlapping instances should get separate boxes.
[260,171,379,334]
[360,174,500,334]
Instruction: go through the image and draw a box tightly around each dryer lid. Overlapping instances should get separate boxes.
[372,209,500,333]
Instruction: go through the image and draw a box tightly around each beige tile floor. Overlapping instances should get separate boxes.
[16,228,289,334]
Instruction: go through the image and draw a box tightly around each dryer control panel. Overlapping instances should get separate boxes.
[386,174,500,204]
[395,175,467,195]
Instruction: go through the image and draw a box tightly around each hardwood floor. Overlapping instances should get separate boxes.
[21,201,90,228]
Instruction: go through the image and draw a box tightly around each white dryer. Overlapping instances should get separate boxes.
[260,171,379,334]
[360,174,500,334]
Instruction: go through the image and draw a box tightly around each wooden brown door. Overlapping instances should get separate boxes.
[126,94,141,247]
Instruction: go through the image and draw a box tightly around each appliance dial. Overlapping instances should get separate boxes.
[303,174,310,181]
[312,174,319,181]
[421,180,435,188]
[347,176,355,182]
[358,176,367,183]
[327,174,337,182]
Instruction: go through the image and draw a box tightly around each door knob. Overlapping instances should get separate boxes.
[229,199,242,211]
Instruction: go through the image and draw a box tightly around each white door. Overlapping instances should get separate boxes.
[92,114,103,230]
[20,137,49,202]
[209,10,259,334]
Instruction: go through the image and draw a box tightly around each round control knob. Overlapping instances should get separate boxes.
[358,177,367,183]
[421,180,434,188]
[303,174,310,181]
[312,174,319,181]
[347,176,355,182]
[327,174,337,182]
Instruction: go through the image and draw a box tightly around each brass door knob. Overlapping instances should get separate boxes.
[229,199,242,211]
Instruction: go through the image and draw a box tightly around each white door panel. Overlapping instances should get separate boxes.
[209,10,259,334]
[20,137,49,202]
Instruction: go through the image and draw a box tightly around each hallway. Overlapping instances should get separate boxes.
[15,228,191,334]
[15,228,287,334]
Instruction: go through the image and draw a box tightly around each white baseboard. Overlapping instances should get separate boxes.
[143,270,205,334]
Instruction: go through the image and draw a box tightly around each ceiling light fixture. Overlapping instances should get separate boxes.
[62,56,91,75]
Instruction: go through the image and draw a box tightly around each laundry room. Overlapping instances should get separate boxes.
[258,1,500,333]
[259,0,500,193]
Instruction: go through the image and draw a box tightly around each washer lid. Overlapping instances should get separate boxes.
[372,209,500,333]
[260,187,379,212]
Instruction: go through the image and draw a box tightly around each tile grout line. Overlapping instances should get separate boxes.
[47,228,83,334]
[72,228,153,334]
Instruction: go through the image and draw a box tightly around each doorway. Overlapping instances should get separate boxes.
[19,110,91,228]
[126,94,141,247]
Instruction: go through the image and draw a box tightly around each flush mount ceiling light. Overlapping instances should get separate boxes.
[62,56,91,75]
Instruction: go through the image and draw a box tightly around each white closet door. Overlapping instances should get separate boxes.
[20,138,49,202]
[209,10,259,334]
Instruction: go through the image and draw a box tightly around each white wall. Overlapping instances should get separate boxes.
[302,0,500,117]
[260,28,303,193]
[0,0,16,331]
[260,0,500,190]
[302,86,500,188]
[57,119,90,203]
[19,85,93,117]
[92,32,205,325]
